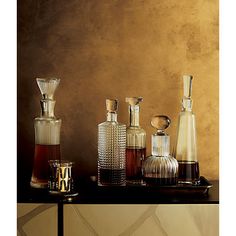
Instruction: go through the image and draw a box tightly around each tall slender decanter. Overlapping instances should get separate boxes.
[125,97,146,184]
[98,99,126,186]
[174,75,200,185]
[143,115,178,186]
[30,78,61,188]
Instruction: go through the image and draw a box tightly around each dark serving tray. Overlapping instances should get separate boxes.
[93,176,212,195]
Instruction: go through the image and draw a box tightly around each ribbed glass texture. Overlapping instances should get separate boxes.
[98,121,126,186]
[143,155,178,185]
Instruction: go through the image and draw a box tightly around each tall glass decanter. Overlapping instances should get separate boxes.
[30,78,61,188]
[125,97,146,184]
[174,75,200,185]
[98,99,126,186]
[143,115,178,186]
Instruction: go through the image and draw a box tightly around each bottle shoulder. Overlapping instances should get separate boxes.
[35,117,61,123]
[98,121,126,128]
[126,126,146,135]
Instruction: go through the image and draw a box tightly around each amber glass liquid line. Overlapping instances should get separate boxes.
[126,147,146,180]
[178,161,200,183]
[31,144,61,184]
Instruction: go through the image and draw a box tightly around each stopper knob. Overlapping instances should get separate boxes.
[183,75,193,98]
[151,115,171,132]
[36,78,60,100]
[125,97,143,106]
[106,99,118,112]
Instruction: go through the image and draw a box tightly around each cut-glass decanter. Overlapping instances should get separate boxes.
[125,97,146,185]
[174,75,200,185]
[98,99,126,186]
[30,78,61,188]
[143,115,178,186]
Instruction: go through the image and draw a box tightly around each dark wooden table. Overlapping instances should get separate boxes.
[17,177,219,236]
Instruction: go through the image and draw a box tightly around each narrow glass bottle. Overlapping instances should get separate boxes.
[143,115,178,186]
[125,97,146,185]
[98,99,126,186]
[30,78,61,188]
[174,75,200,185]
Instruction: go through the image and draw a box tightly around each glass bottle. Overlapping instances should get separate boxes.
[30,78,61,188]
[98,99,126,186]
[174,75,200,185]
[143,115,178,186]
[125,97,146,185]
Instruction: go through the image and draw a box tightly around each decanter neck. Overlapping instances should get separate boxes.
[40,99,56,118]
[107,112,117,122]
[129,105,140,127]
[182,98,193,112]
[152,133,170,157]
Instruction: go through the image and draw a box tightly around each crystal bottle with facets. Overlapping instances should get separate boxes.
[125,97,146,185]
[174,75,200,185]
[30,78,61,188]
[143,115,178,186]
[98,99,126,186]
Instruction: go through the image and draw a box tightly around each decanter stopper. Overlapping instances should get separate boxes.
[125,97,143,106]
[182,75,193,111]
[106,99,118,112]
[37,78,60,99]
[151,115,170,132]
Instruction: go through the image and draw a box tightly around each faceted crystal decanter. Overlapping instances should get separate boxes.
[125,97,146,184]
[143,115,178,186]
[98,99,126,186]
[30,78,61,188]
[174,75,200,185]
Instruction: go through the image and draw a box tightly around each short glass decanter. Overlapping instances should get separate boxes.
[143,115,178,186]
[174,75,200,185]
[125,97,146,185]
[98,99,126,186]
[30,78,61,188]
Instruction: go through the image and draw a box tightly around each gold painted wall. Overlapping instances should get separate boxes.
[18,0,219,182]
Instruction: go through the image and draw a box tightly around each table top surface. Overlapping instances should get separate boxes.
[17,176,219,204]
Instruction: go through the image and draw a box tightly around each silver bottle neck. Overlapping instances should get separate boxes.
[129,105,140,127]
[40,99,56,118]
[107,112,117,122]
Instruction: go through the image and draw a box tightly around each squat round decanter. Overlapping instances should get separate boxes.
[143,115,178,186]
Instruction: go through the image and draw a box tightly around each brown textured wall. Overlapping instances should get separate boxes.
[17,0,219,183]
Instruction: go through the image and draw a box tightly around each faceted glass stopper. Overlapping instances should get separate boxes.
[183,75,193,98]
[151,115,171,133]
[125,97,143,106]
[36,78,60,100]
[106,99,118,112]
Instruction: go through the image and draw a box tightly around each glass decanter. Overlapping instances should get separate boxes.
[30,78,61,188]
[125,97,146,185]
[98,99,126,186]
[143,115,178,186]
[174,75,200,185]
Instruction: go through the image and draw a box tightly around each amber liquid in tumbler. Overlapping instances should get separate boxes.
[126,147,146,183]
[31,144,61,187]
[178,161,200,184]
